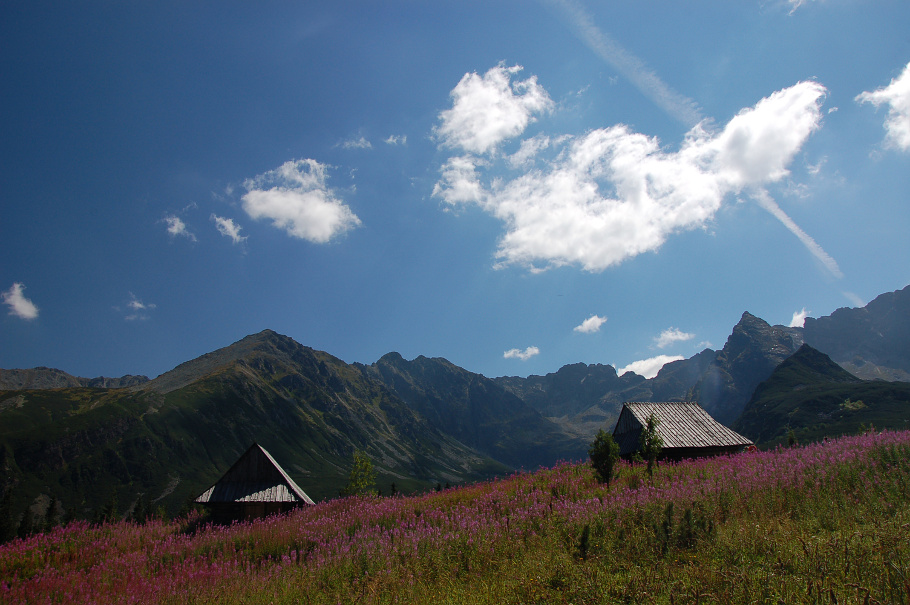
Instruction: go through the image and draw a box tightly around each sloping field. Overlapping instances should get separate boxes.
[2,430,909,604]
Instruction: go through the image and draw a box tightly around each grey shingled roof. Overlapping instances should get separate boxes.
[612,401,753,456]
[195,443,315,505]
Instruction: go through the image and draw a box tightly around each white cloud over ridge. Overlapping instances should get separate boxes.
[504,346,540,361]
[857,61,910,151]
[574,314,607,333]
[654,327,694,349]
[618,355,684,380]
[434,64,553,155]
[242,159,361,243]
[434,74,828,272]
[790,308,810,327]
[2,282,39,320]
[212,215,247,244]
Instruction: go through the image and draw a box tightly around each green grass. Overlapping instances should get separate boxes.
[3,430,909,604]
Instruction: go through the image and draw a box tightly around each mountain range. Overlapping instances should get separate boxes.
[2,284,909,522]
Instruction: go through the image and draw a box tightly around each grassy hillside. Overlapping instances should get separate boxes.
[735,344,910,446]
[2,430,909,604]
[0,333,508,521]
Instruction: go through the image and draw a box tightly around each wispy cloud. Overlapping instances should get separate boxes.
[2,282,39,320]
[857,61,910,151]
[123,292,156,321]
[384,135,407,146]
[842,291,865,308]
[617,355,684,379]
[654,327,694,349]
[434,64,553,155]
[339,136,372,150]
[503,346,540,361]
[549,0,703,128]
[574,314,607,334]
[752,189,843,279]
[163,215,196,241]
[242,159,361,243]
[211,215,247,244]
[434,74,829,273]
[507,135,552,169]
[790,308,810,327]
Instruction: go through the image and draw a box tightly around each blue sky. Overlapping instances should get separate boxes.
[2,1,909,381]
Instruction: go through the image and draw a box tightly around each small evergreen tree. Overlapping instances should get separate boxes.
[101,492,119,523]
[340,450,377,497]
[132,494,149,524]
[43,496,59,533]
[639,413,663,479]
[0,490,14,543]
[588,429,621,485]
[17,508,34,539]
[787,429,798,447]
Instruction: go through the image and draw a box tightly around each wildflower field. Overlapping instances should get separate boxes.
[2,431,909,604]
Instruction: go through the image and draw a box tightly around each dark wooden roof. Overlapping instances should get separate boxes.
[195,443,314,505]
[612,401,753,457]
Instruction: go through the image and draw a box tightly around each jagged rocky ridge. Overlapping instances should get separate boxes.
[1,284,908,521]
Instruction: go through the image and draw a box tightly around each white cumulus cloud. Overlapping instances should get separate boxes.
[211,215,247,244]
[164,215,196,241]
[242,159,361,243]
[654,327,694,349]
[857,61,910,151]
[434,76,827,272]
[503,346,540,361]
[790,308,810,327]
[434,64,553,155]
[574,314,607,334]
[617,355,684,380]
[385,135,407,145]
[2,282,39,320]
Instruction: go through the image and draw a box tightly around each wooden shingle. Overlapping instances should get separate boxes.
[195,443,314,521]
[612,401,753,459]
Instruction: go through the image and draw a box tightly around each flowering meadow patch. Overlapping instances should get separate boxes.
[2,430,909,604]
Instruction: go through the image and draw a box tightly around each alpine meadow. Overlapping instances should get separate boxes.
[2,2,910,603]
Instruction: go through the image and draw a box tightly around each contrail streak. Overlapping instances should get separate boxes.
[753,189,843,279]
[550,0,704,128]
[550,0,842,280]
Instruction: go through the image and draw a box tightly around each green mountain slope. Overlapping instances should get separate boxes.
[734,344,910,446]
[0,331,507,521]
[365,353,589,468]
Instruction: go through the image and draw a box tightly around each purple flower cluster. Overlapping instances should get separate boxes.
[2,430,907,603]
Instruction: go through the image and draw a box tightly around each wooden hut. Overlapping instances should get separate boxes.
[195,443,314,522]
[612,401,753,460]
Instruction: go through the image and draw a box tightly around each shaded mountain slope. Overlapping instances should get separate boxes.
[689,312,804,425]
[0,367,148,390]
[803,284,910,380]
[364,353,589,468]
[734,344,910,446]
[0,331,507,520]
[492,354,715,439]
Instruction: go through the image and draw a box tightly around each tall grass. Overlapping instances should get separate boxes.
[2,430,909,604]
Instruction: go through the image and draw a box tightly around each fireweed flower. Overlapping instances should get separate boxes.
[1,430,908,603]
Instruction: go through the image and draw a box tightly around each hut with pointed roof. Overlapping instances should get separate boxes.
[195,443,314,522]
[612,401,754,461]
